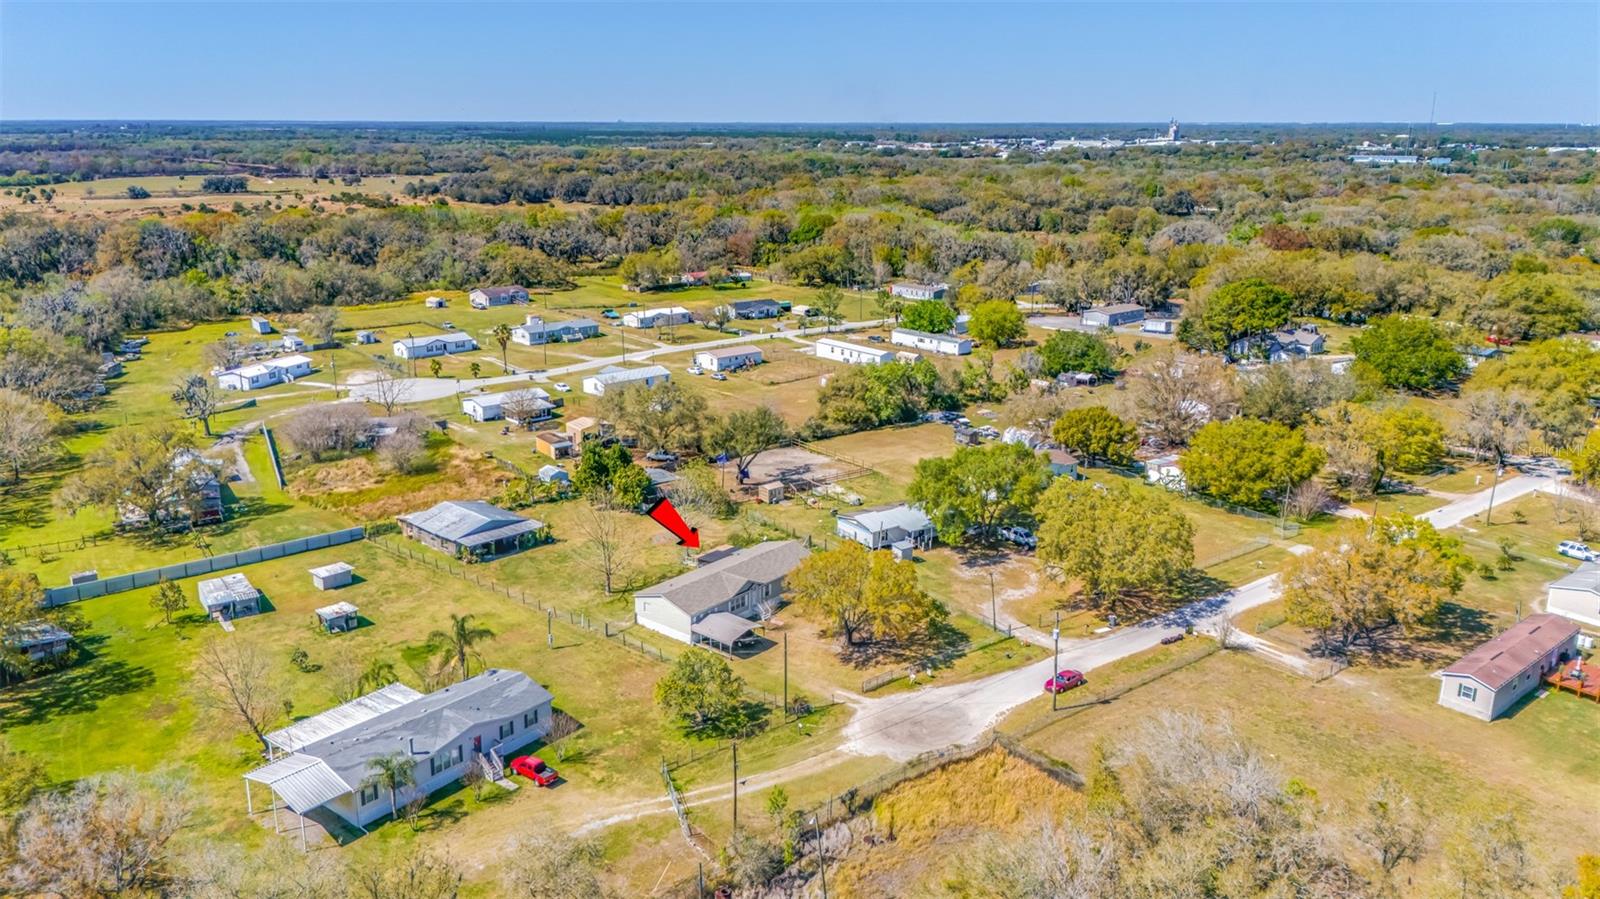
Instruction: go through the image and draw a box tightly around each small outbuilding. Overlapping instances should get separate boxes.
[250,316,274,334]
[309,562,355,591]
[756,481,785,504]
[425,296,447,309]
[355,330,378,345]
[314,601,360,634]
[533,431,574,459]
[537,464,570,485]
[198,573,262,621]
[6,621,73,662]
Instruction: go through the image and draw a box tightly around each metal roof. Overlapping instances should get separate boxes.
[308,562,353,578]
[698,345,763,360]
[637,541,809,616]
[197,573,258,611]
[585,365,671,385]
[1551,561,1600,595]
[244,754,352,814]
[5,620,72,649]
[397,501,543,546]
[314,601,359,622]
[693,612,759,646]
[266,683,423,753]
[839,503,933,536]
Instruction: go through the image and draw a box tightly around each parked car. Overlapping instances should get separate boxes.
[1044,670,1086,694]
[510,755,559,787]
[1559,541,1597,562]
[441,321,455,329]
[1160,633,1184,645]
[867,335,885,343]
[552,382,571,393]
[687,365,704,375]
[711,372,728,381]
[1001,526,1036,549]
[646,450,678,463]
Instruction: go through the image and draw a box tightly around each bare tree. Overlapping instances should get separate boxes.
[279,403,370,460]
[1355,777,1427,877]
[498,831,608,899]
[7,770,193,896]
[575,500,632,594]
[171,373,220,437]
[367,370,414,416]
[305,306,340,347]
[0,388,57,486]
[193,640,282,756]
[176,841,347,899]
[378,429,426,473]
[203,336,248,372]
[1131,348,1239,449]
[1457,388,1532,465]
[350,850,463,899]
[546,709,582,762]
[500,390,546,430]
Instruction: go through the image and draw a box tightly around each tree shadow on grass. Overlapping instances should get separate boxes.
[0,655,157,728]
[834,618,972,670]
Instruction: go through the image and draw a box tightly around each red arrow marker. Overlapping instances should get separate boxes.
[646,498,700,548]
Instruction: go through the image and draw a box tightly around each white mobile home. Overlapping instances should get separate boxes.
[633,541,809,647]
[891,328,972,356]
[216,354,314,391]
[693,345,764,372]
[622,307,693,329]
[1546,562,1600,628]
[244,671,553,835]
[582,365,671,396]
[511,316,601,346]
[393,333,478,359]
[835,503,936,551]
[1437,613,1578,721]
[889,282,948,301]
[815,337,893,365]
[460,389,555,424]
[469,286,528,309]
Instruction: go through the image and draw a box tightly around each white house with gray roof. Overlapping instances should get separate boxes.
[582,364,671,396]
[398,500,546,560]
[1546,562,1600,628]
[393,333,478,359]
[693,345,763,372]
[836,503,936,551]
[512,316,601,346]
[244,670,553,837]
[891,328,971,356]
[633,541,809,648]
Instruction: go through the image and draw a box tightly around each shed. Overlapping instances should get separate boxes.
[314,601,360,634]
[756,481,785,504]
[537,464,570,485]
[355,330,378,345]
[6,621,73,662]
[197,573,262,620]
[425,296,447,308]
[250,317,274,334]
[309,562,354,591]
[533,431,573,459]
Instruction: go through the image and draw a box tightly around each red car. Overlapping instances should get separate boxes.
[1044,670,1085,694]
[510,755,559,786]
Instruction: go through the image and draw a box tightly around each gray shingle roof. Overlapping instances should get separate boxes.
[637,540,809,616]
[1552,561,1600,594]
[398,501,543,547]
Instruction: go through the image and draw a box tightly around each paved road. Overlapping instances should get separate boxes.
[343,318,887,404]
[1420,474,1550,529]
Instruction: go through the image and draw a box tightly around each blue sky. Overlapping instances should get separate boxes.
[2,1,1595,123]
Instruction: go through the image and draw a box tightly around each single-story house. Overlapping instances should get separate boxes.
[198,573,262,621]
[281,335,307,352]
[622,307,692,329]
[398,500,546,561]
[217,355,315,391]
[393,333,478,359]
[1546,562,1600,629]
[250,316,274,334]
[1437,613,1579,721]
[244,670,553,835]
[1233,326,1326,362]
[355,330,378,345]
[565,416,605,443]
[1082,303,1145,328]
[727,299,783,320]
[1045,449,1080,479]
[1141,318,1177,334]
[693,345,764,372]
[5,621,73,663]
[461,390,555,424]
[633,541,810,647]
[511,316,601,345]
[469,286,528,309]
[1145,453,1186,491]
[533,431,573,459]
[119,450,225,529]
[582,365,671,396]
[309,562,354,591]
[680,271,710,286]
[815,337,894,365]
[890,282,948,301]
[537,464,570,485]
[1002,426,1048,450]
[315,601,359,634]
[836,503,936,551]
[891,328,972,356]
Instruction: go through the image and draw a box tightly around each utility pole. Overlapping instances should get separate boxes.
[406,331,417,378]
[1485,460,1504,525]
[546,608,553,648]
[783,633,789,715]
[1052,611,1060,712]
[990,571,997,631]
[813,816,829,899]
[731,742,739,831]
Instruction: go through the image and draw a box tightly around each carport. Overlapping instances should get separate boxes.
[692,612,758,653]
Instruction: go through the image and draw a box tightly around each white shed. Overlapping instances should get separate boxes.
[309,562,354,591]
[314,601,360,634]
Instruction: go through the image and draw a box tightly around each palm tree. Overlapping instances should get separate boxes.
[492,323,513,374]
[357,658,398,694]
[427,613,495,683]
[364,752,417,822]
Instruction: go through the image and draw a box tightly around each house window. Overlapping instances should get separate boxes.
[731,594,747,611]
[1456,683,1478,702]
[359,784,379,806]
[524,709,540,728]
[499,721,515,740]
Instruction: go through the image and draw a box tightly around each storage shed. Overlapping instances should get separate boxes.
[756,481,785,504]
[309,562,355,591]
[197,573,262,620]
[314,602,360,634]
